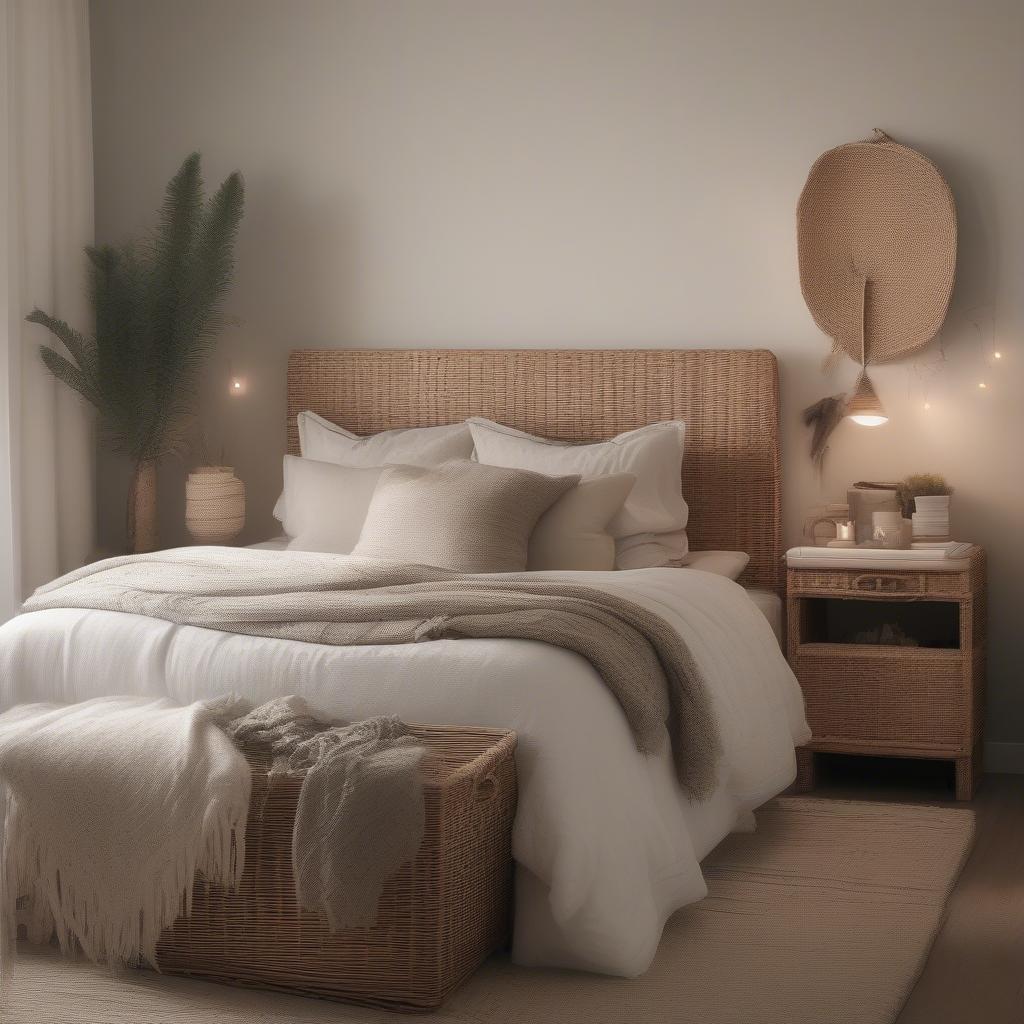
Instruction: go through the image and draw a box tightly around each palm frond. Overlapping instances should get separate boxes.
[150,152,203,287]
[26,310,96,379]
[39,347,99,406]
[193,172,244,310]
[31,152,245,464]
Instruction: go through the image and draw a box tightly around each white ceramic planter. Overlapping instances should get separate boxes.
[911,494,951,540]
[913,494,950,513]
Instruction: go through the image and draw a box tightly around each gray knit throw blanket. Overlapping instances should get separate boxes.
[223,696,426,933]
[24,548,722,800]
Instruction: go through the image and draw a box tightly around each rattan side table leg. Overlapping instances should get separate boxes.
[955,748,980,801]
[794,747,816,792]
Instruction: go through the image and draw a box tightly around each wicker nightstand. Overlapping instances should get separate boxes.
[787,547,986,800]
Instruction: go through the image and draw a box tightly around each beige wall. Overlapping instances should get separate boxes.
[90,0,1024,746]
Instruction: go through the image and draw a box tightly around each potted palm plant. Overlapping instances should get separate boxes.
[27,153,244,552]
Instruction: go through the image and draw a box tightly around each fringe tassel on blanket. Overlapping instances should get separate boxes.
[2,791,246,972]
[0,697,251,990]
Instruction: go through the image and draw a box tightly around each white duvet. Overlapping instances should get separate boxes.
[0,562,808,978]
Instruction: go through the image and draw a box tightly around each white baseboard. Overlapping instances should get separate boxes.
[983,741,1024,774]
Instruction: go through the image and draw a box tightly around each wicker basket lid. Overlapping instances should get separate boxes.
[797,131,957,365]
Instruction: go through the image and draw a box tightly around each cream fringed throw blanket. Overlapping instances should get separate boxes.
[0,695,427,981]
[0,697,251,983]
[23,548,722,799]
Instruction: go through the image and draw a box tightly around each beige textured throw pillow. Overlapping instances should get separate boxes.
[351,461,579,573]
[528,474,636,571]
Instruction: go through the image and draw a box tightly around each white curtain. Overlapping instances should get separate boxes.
[1,0,95,620]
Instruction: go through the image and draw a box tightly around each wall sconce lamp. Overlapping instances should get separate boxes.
[845,371,887,427]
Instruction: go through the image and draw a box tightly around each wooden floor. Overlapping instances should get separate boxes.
[807,756,1024,1024]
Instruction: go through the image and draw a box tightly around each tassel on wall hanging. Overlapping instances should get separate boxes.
[797,129,957,466]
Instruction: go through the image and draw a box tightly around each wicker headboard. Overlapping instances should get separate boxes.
[287,349,782,592]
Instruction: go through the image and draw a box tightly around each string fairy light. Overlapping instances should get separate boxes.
[908,306,1004,414]
[964,305,1004,395]
[909,339,944,415]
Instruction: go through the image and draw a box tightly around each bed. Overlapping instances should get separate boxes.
[0,348,808,978]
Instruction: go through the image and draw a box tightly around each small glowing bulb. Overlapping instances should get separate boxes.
[978,381,988,389]
[232,380,241,390]
[923,402,931,410]
[994,351,1002,359]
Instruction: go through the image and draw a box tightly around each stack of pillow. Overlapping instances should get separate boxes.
[275,410,693,575]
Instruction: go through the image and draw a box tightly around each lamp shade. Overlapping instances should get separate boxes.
[846,372,887,427]
[186,466,245,544]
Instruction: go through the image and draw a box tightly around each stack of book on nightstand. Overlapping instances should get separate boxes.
[786,541,975,571]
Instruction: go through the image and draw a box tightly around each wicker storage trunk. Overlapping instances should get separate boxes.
[155,725,517,1012]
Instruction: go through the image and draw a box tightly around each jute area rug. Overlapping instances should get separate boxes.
[5,797,974,1024]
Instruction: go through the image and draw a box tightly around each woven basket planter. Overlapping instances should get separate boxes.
[185,466,245,545]
[154,725,518,1012]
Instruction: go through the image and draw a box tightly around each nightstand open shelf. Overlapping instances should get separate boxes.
[787,549,986,800]
[798,596,960,648]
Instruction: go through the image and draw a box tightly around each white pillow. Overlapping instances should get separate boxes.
[467,418,688,568]
[274,414,475,523]
[299,412,474,466]
[683,549,750,580]
[528,474,636,571]
[281,456,383,554]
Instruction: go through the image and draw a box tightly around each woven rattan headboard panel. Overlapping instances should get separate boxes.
[287,349,782,591]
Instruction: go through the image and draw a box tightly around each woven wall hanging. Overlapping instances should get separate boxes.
[797,130,957,463]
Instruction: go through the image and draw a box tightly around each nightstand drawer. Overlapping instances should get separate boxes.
[788,568,970,598]
[794,646,970,750]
